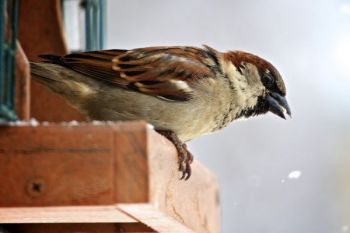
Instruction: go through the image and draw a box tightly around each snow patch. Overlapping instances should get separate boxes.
[288,170,302,180]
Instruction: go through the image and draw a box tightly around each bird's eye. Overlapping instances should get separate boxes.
[262,73,274,88]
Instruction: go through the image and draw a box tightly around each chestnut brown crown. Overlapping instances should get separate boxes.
[224,50,290,119]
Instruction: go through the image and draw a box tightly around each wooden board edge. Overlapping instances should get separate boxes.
[0,205,138,224]
[118,203,196,233]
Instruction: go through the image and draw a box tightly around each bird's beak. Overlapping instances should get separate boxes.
[266,92,291,119]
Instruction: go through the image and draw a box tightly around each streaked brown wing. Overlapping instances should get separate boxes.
[45,46,215,101]
[58,49,129,86]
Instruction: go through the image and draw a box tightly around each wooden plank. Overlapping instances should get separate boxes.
[147,129,221,233]
[18,0,85,121]
[0,206,137,224]
[112,123,149,203]
[0,123,116,206]
[4,223,156,233]
[15,42,30,120]
[0,121,152,206]
[0,122,220,232]
[118,204,195,233]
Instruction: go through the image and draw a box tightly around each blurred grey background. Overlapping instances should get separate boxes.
[105,1,350,232]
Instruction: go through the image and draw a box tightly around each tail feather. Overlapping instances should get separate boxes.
[29,62,83,110]
[30,62,61,82]
[38,54,63,64]
[30,62,96,104]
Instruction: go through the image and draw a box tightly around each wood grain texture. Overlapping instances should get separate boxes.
[18,0,85,121]
[0,206,137,223]
[112,123,149,203]
[118,204,196,233]
[147,129,220,233]
[5,223,156,233]
[0,122,220,233]
[0,206,156,232]
[0,124,116,206]
[15,42,30,120]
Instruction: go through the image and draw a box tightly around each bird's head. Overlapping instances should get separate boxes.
[223,50,291,119]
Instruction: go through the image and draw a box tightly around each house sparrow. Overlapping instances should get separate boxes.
[30,45,291,180]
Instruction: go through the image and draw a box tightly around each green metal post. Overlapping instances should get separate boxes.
[84,0,104,51]
[0,0,18,121]
[0,0,5,106]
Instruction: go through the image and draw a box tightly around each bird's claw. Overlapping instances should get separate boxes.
[157,130,194,180]
[178,147,193,180]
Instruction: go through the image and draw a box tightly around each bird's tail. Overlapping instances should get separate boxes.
[30,62,95,107]
[38,54,63,64]
[31,62,60,82]
[30,62,66,86]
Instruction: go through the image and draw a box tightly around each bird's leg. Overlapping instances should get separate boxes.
[156,130,193,180]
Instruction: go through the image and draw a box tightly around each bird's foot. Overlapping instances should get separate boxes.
[157,130,193,180]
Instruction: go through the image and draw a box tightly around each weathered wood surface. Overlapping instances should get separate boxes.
[15,42,30,120]
[0,122,220,233]
[0,206,136,224]
[118,204,196,233]
[18,0,85,121]
[0,123,116,206]
[0,206,156,232]
[147,130,220,233]
[4,223,156,233]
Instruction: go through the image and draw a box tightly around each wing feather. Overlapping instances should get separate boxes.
[40,46,217,101]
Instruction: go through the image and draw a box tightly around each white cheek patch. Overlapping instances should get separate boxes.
[221,61,264,109]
